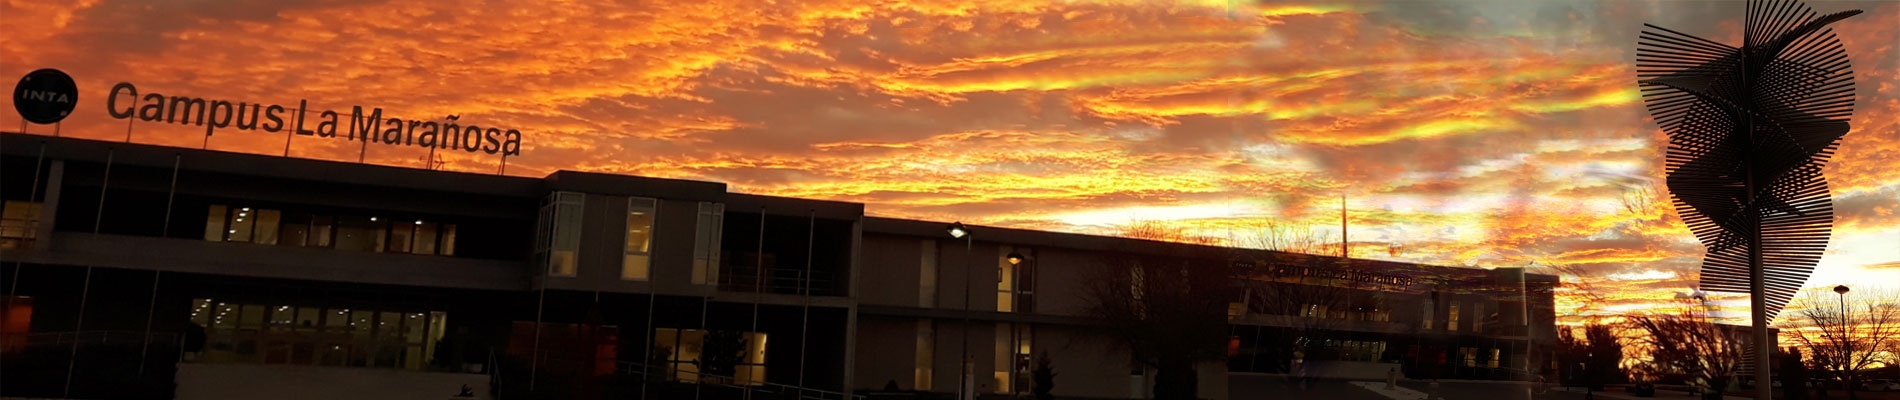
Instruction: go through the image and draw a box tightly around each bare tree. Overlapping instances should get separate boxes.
[1783,287,1900,400]
[1079,244,1241,400]
[1624,296,1747,396]
[1233,219,1334,255]
[1116,220,1221,245]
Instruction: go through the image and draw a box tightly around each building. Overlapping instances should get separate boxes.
[0,132,1556,400]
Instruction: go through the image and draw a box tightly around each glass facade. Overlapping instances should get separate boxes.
[203,204,456,256]
[691,202,724,285]
[537,192,584,277]
[189,298,445,370]
[914,319,933,390]
[652,328,766,386]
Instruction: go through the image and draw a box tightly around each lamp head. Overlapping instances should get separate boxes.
[1835,285,1850,295]
[947,222,967,239]
[1006,252,1024,266]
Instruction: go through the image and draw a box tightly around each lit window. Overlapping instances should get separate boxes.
[623,197,657,281]
[1448,303,1461,331]
[537,192,585,277]
[915,320,934,390]
[997,247,1015,313]
[1,201,44,248]
[1488,348,1500,368]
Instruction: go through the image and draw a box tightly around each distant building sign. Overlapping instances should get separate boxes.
[1238,261,1416,287]
[104,82,522,156]
[13,69,79,124]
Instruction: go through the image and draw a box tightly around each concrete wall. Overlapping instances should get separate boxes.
[24,232,526,291]
[859,235,924,308]
[853,315,919,391]
[175,364,491,400]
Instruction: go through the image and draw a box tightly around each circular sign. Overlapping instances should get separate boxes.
[13,69,79,124]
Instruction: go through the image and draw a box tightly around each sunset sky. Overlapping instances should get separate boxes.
[3,0,1896,324]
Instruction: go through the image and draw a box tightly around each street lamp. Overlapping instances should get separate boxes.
[1004,251,1025,395]
[1835,284,1851,399]
[947,222,974,400]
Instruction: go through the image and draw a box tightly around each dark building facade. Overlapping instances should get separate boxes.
[0,132,1557,400]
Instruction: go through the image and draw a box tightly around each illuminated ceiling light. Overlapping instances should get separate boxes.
[414,220,423,225]
[946,222,967,239]
[1006,252,1025,266]
[369,217,378,222]
[241,207,250,211]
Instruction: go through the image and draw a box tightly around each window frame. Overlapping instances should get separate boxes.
[622,197,658,281]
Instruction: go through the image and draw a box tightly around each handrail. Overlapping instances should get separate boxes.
[718,267,844,296]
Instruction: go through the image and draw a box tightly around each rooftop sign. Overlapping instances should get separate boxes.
[106,82,522,156]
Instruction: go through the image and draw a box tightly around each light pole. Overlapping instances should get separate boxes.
[1005,251,1025,396]
[1834,284,1852,400]
[947,222,973,400]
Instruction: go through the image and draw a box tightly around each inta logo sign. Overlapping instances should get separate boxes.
[13,69,79,124]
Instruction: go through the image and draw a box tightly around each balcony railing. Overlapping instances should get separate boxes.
[718,267,844,297]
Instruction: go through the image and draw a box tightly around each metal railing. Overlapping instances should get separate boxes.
[0,330,180,348]
[718,267,843,297]
[615,360,862,400]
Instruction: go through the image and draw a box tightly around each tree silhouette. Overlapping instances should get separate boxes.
[1784,287,1900,400]
[1031,352,1056,400]
[1080,245,1240,400]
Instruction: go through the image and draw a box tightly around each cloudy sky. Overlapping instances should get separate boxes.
[3,0,1896,323]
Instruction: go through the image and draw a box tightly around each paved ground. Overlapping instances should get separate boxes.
[1229,374,1598,400]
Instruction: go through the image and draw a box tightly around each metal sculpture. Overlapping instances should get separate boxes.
[1637,1,1860,398]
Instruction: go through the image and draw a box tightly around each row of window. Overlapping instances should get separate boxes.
[913,320,1033,394]
[653,328,767,386]
[187,299,448,371]
[536,192,725,283]
[915,243,1037,313]
[204,205,458,256]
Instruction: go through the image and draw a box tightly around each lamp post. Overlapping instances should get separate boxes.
[1005,251,1024,396]
[1834,284,1852,399]
[947,222,973,400]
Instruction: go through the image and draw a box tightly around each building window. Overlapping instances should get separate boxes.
[205,206,280,245]
[996,248,1015,313]
[691,202,724,285]
[203,205,455,256]
[0,201,43,248]
[1470,302,1484,332]
[1448,303,1461,331]
[915,319,933,390]
[537,192,585,277]
[1461,347,1477,367]
[189,298,444,370]
[1303,304,1328,319]
[653,328,766,386]
[1487,348,1501,368]
[994,323,1031,393]
[1422,301,1434,330]
[920,240,937,308]
[623,197,657,281]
